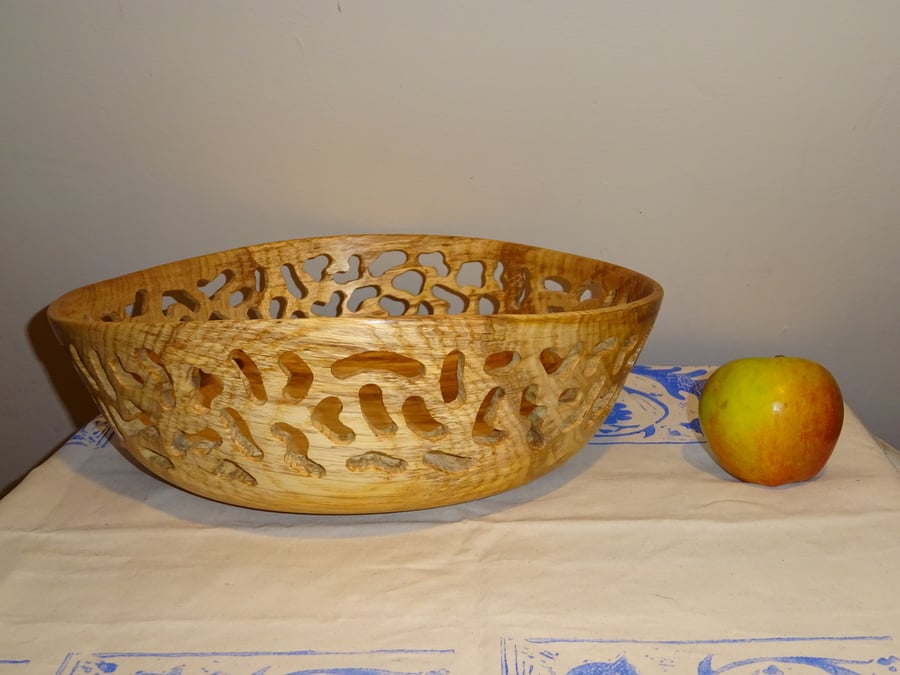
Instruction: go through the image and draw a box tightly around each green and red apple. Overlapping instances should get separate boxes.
[698,356,844,486]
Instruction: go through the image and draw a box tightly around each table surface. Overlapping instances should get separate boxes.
[2,365,899,675]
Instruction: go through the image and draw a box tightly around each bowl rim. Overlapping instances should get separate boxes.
[47,233,664,327]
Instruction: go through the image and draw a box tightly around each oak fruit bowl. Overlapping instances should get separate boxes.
[48,234,663,514]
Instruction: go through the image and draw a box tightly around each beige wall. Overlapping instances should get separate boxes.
[2,1,898,493]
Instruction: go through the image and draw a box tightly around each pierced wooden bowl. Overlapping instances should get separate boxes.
[48,234,663,514]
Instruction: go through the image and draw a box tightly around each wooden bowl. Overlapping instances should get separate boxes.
[48,234,663,513]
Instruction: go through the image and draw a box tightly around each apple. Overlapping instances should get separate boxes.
[698,356,844,486]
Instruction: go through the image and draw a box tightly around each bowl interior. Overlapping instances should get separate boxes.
[51,234,661,325]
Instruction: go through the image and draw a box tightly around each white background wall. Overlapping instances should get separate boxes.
[2,1,898,494]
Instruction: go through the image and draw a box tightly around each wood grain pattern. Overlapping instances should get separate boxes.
[48,234,663,513]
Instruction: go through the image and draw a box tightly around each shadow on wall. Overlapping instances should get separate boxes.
[8,308,100,495]
[29,306,99,425]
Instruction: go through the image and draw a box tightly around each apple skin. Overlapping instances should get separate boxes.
[698,356,844,486]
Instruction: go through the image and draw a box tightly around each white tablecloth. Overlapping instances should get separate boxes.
[2,366,898,674]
